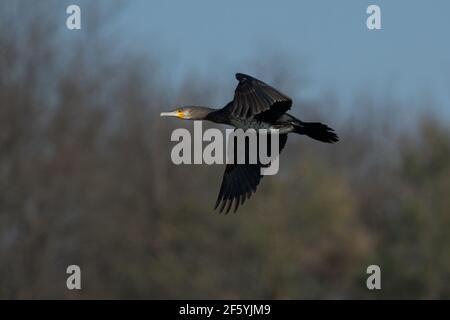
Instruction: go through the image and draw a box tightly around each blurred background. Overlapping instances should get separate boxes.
[1,0,450,299]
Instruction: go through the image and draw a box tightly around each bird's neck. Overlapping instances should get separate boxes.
[205,108,236,125]
[204,107,228,124]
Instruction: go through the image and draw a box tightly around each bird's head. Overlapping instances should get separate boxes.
[160,106,213,120]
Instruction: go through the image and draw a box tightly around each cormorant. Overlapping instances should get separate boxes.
[161,73,338,214]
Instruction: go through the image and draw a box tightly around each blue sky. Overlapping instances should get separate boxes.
[74,0,450,116]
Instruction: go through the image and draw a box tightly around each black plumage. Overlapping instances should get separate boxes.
[161,73,338,214]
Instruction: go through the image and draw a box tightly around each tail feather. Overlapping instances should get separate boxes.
[293,121,339,143]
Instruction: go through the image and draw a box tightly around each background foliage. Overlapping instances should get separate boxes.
[0,2,449,299]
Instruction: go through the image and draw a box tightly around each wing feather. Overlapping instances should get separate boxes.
[214,134,288,213]
[230,73,292,119]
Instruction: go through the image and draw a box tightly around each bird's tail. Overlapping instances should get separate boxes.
[293,121,339,143]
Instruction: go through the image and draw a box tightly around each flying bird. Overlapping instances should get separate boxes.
[161,73,338,213]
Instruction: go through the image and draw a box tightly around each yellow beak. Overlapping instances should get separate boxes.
[160,111,181,118]
[160,110,189,119]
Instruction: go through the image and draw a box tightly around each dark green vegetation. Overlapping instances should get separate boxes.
[1,2,449,299]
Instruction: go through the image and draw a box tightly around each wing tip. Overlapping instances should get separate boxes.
[235,73,251,82]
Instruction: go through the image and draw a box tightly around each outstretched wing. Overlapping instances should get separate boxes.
[214,134,288,214]
[230,73,292,119]
[214,163,262,214]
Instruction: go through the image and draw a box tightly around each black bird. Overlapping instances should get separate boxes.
[161,73,338,213]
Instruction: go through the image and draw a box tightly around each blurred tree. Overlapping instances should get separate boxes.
[0,0,449,300]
